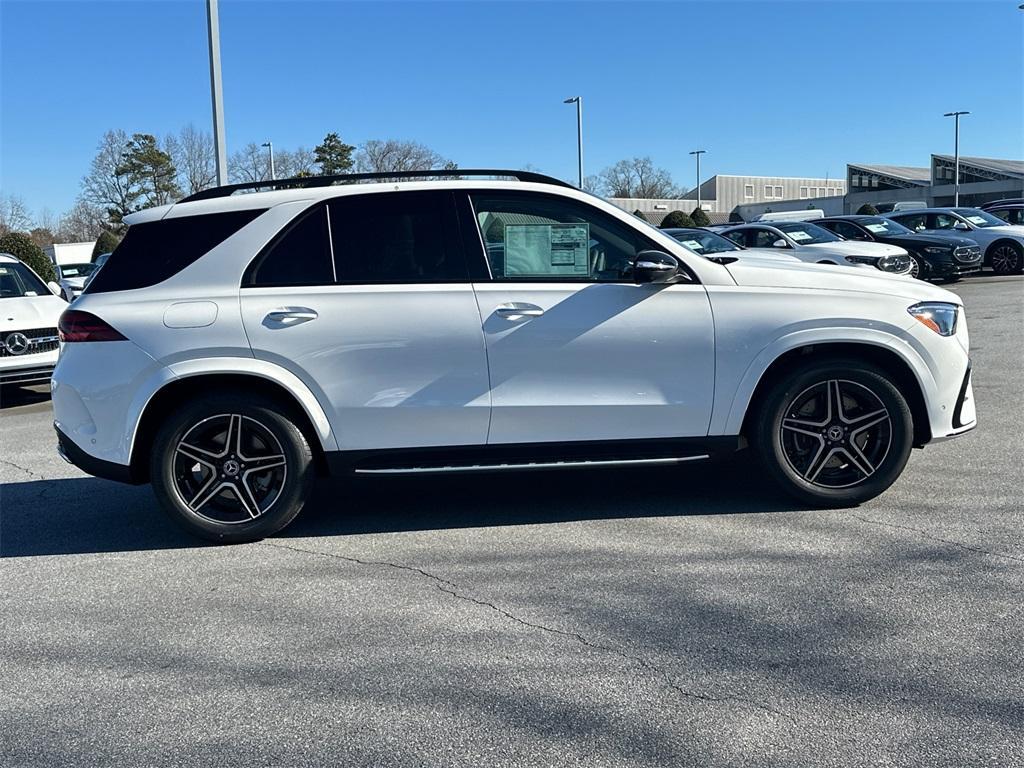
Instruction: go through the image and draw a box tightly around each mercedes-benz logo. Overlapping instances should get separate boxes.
[826,426,845,442]
[3,332,30,356]
[222,459,241,477]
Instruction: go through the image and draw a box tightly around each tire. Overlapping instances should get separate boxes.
[752,359,913,507]
[988,241,1023,275]
[150,394,315,543]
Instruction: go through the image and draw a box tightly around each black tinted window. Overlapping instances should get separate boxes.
[328,192,465,283]
[245,205,334,287]
[85,209,265,294]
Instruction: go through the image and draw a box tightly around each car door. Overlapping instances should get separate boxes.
[240,191,490,451]
[462,190,715,445]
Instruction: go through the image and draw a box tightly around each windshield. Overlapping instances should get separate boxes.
[669,230,741,255]
[0,261,49,299]
[953,208,1006,228]
[775,221,841,244]
[58,262,97,278]
[859,217,913,236]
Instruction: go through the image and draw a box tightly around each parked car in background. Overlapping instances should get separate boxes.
[883,207,1024,275]
[980,198,1024,226]
[816,216,981,281]
[662,227,803,265]
[56,262,99,301]
[751,209,825,222]
[52,169,974,543]
[0,253,66,387]
[717,222,913,275]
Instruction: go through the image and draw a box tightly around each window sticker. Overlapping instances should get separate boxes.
[681,240,705,251]
[504,223,591,277]
[965,216,987,225]
[787,230,812,242]
[865,223,888,234]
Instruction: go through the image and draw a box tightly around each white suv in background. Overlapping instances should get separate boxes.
[52,171,976,543]
[0,253,65,387]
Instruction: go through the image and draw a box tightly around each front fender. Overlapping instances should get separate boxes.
[715,323,936,437]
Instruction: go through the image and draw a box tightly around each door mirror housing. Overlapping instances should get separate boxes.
[772,239,789,248]
[953,221,970,231]
[47,281,64,298]
[633,250,681,284]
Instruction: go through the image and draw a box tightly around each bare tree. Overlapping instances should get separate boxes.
[275,146,317,179]
[174,123,217,194]
[229,142,271,183]
[0,193,33,234]
[56,200,107,242]
[354,139,452,175]
[598,157,682,199]
[81,129,140,230]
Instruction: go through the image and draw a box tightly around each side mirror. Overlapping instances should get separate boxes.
[772,239,788,248]
[47,281,64,298]
[634,250,681,284]
[953,221,970,231]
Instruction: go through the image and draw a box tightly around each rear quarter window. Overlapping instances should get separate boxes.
[84,208,266,294]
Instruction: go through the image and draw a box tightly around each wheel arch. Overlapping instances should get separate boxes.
[737,341,932,448]
[129,368,336,482]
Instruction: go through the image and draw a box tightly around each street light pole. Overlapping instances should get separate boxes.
[262,141,275,181]
[689,150,706,212]
[943,111,969,206]
[206,0,228,186]
[563,97,583,188]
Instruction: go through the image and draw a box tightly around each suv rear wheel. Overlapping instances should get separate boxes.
[150,394,315,543]
[753,360,913,506]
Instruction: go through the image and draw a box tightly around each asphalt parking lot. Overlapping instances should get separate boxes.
[1,275,1021,767]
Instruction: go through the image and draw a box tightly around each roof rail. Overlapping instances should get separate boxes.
[178,168,575,203]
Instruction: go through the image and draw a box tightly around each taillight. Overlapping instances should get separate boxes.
[58,310,127,342]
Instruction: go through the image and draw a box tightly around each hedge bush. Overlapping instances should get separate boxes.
[0,231,57,283]
[661,210,695,228]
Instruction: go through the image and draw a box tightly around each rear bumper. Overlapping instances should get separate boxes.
[55,424,139,484]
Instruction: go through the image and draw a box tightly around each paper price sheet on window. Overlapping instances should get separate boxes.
[504,223,591,277]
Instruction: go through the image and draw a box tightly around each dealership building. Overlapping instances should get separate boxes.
[608,156,1021,225]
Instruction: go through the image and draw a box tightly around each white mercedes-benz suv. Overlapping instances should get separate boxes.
[52,170,976,543]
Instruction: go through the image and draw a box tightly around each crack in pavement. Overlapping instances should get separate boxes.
[0,459,46,483]
[262,540,796,725]
[851,515,1024,564]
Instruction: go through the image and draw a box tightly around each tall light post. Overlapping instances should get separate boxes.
[206,0,228,186]
[943,111,969,205]
[563,96,583,188]
[689,149,706,212]
[262,141,275,181]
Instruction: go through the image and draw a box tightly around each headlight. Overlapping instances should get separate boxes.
[923,246,951,254]
[844,255,876,265]
[877,254,912,273]
[908,302,958,336]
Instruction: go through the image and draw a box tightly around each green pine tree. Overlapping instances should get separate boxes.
[314,132,356,176]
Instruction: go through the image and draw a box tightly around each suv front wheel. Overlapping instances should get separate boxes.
[150,394,315,543]
[753,360,913,507]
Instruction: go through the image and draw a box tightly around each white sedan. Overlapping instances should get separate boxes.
[718,221,913,275]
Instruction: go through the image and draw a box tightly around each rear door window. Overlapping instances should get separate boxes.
[86,209,266,293]
[328,191,466,284]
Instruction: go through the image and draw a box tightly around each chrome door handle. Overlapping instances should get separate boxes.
[265,307,318,325]
[495,303,544,320]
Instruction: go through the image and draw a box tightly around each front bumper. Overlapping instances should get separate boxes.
[930,260,982,278]
[0,347,59,385]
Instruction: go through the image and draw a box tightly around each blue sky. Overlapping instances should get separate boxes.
[2,0,1022,217]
